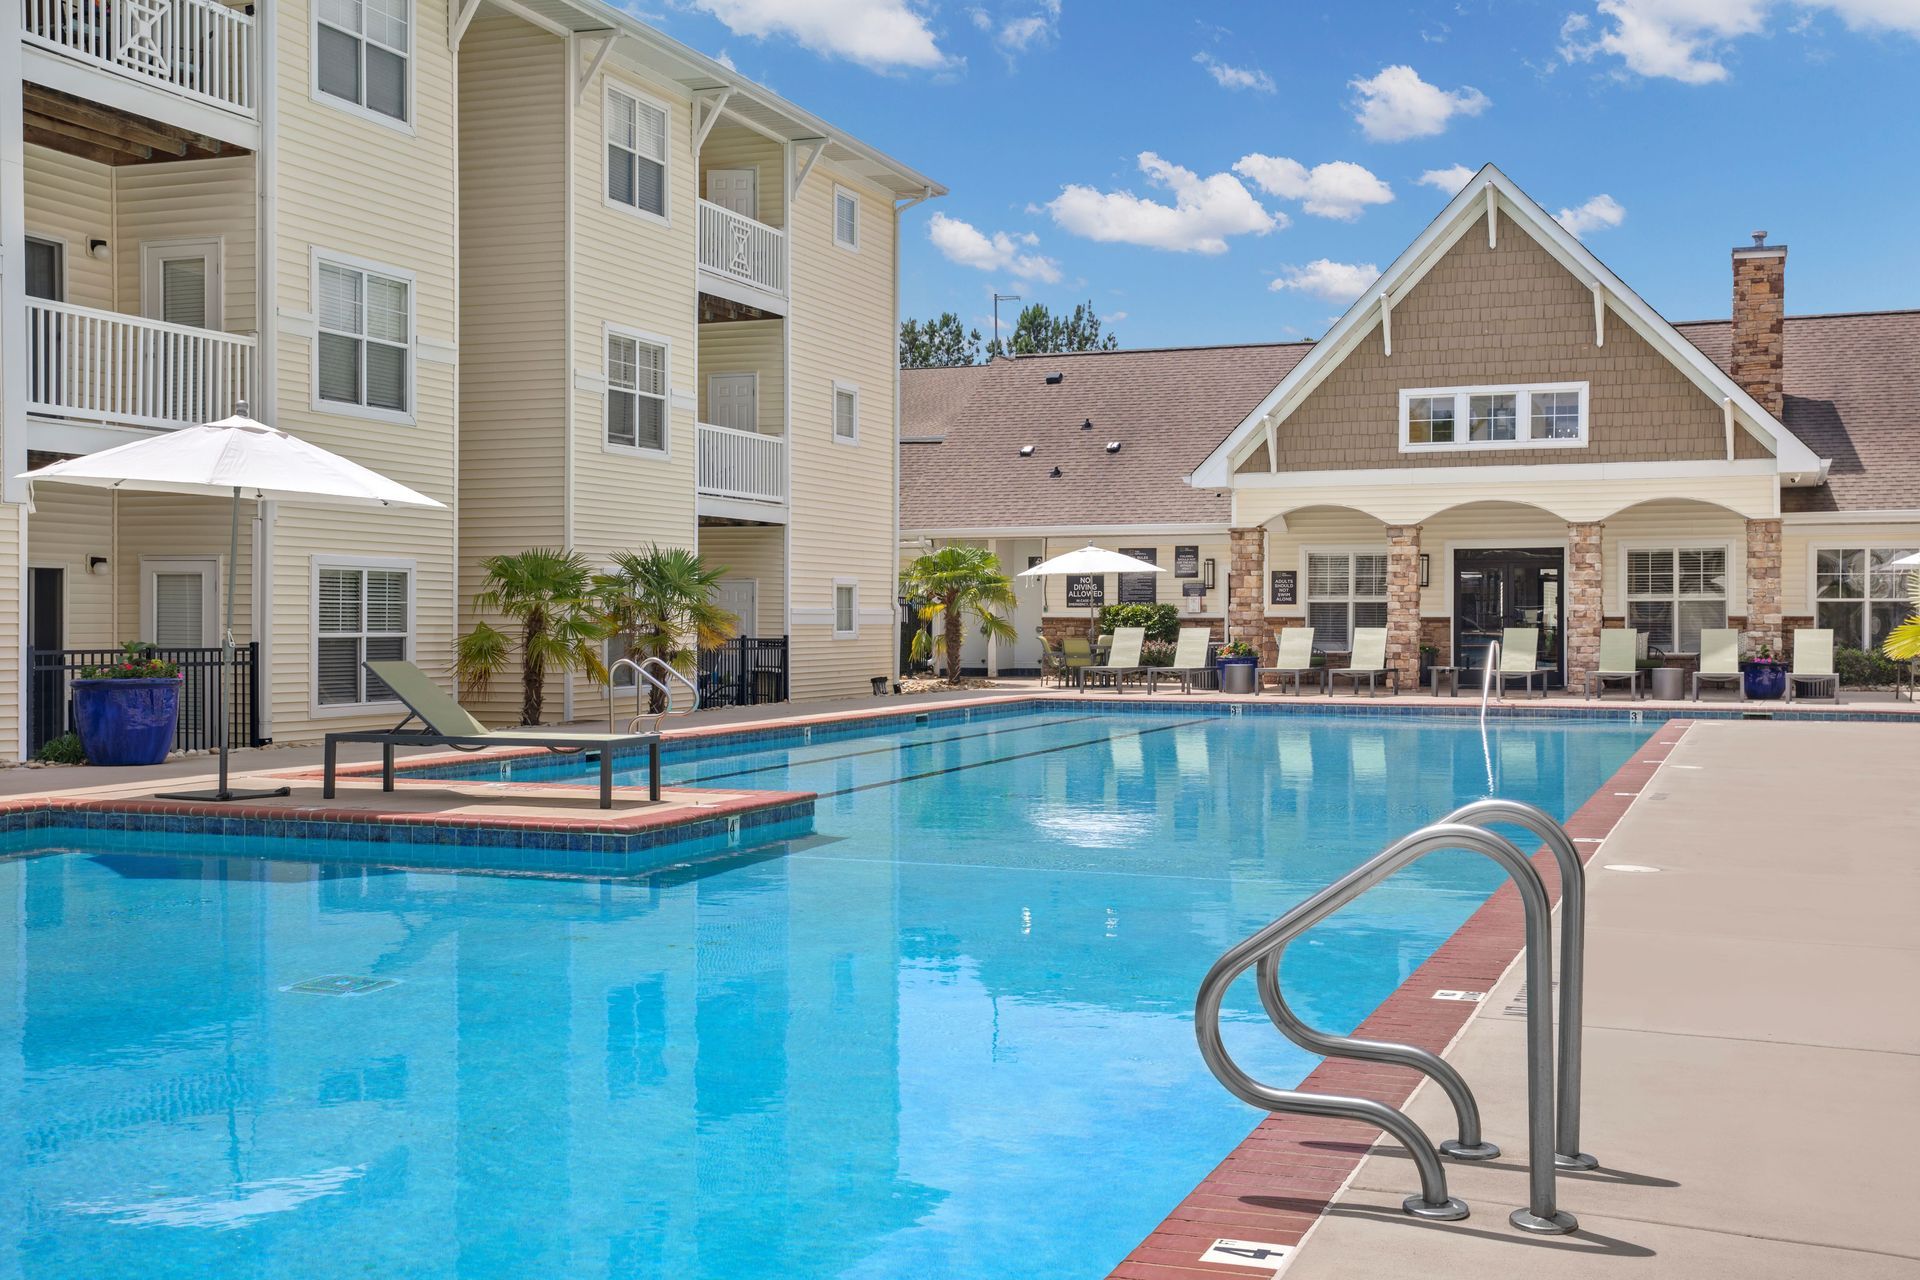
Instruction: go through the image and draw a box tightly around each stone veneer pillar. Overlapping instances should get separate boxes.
[1745,518,1783,655]
[1565,522,1605,695]
[1385,525,1422,689]
[1227,526,1269,661]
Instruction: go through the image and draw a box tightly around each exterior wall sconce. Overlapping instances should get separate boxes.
[88,239,109,260]
[1203,558,1217,590]
[1419,554,1430,588]
[88,555,110,575]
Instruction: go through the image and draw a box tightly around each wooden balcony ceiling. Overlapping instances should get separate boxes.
[24,84,243,164]
[698,293,780,325]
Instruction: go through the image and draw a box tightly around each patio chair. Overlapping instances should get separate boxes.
[1057,635,1096,686]
[1079,626,1149,694]
[1327,627,1399,696]
[1785,628,1840,703]
[1691,629,1744,701]
[1491,627,1549,697]
[1149,627,1216,693]
[1585,628,1643,700]
[1256,627,1321,695]
[322,659,662,810]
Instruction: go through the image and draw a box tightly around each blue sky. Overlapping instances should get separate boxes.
[652,0,1920,348]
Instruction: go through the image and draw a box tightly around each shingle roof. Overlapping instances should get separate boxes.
[899,343,1311,530]
[900,312,1919,526]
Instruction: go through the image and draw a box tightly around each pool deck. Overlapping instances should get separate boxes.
[1113,718,1920,1279]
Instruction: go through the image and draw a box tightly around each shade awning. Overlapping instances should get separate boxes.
[1018,545,1166,578]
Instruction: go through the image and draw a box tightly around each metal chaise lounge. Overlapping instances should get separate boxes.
[1691,628,1744,701]
[1491,627,1549,697]
[1327,627,1399,696]
[1149,626,1216,694]
[1785,628,1840,703]
[322,659,663,810]
[1078,626,1149,694]
[1586,628,1643,700]
[1256,626,1320,695]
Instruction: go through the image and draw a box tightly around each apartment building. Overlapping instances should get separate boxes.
[1,0,937,760]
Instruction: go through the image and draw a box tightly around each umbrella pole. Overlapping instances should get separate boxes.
[156,487,291,803]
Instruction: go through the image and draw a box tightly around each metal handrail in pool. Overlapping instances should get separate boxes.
[1194,819,1579,1234]
[1480,638,1502,722]
[608,658,700,734]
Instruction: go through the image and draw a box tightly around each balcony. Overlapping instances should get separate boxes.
[697,421,784,506]
[26,299,256,431]
[697,199,786,308]
[22,0,256,123]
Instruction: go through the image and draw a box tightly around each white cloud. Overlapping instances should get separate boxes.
[969,0,1060,58]
[714,48,738,71]
[1416,164,1477,196]
[1349,64,1489,141]
[1194,51,1276,92]
[1556,193,1626,237]
[927,213,1063,282]
[692,0,950,72]
[1268,260,1381,303]
[1232,155,1393,220]
[1046,152,1282,254]
[1558,0,1920,84]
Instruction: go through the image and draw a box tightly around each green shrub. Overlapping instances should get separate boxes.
[34,733,86,765]
[1098,603,1181,643]
[1836,645,1900,688]
[1140,640,1177,667]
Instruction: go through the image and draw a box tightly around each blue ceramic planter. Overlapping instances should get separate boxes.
[71,677,181,766]
[1742,662,1786,701]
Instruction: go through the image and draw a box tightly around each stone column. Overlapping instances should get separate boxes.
[1385,525,1422,690]
[1565,522,1604,695]
[1227,526,1268,661]
[1745,518,1783,655]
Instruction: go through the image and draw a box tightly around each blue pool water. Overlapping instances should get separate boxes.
[0,708,1649,1278]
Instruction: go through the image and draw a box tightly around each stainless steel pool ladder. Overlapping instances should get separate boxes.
[607,657,700,734]
[1194,799,1594,1234]
[1479,638,1501,722]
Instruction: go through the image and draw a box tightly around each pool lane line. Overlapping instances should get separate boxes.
[658,713,1107,787]
[813,716,1219,799]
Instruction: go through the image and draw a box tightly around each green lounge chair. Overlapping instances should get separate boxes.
[322,659,662,809]
[1149,627,1216,693]
[1786,628,1840,702]
[1491,627,1548,697]
[1079,626,1148,694]
[1328,627,1399,696]
[1256,627,1321,695]
[1691,628,1743,700]
[1586,628,1642,700]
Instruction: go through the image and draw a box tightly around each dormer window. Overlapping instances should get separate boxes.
[1399,383,1588,452]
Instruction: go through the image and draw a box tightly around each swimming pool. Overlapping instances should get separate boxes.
[1,707,1649,1278]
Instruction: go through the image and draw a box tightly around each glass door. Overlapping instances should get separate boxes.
[1453,548,1565,686]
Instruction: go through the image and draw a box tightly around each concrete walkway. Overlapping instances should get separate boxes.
[1282,721,1920,1279]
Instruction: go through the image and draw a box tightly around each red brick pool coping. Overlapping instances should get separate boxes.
[1106,720,1690,1278]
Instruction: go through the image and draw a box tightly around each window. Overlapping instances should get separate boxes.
[316,563,411,706]
[606,86,668,220]
[316,0,409,123]
[1304,551,1387,651]
[1626,547,1727,653]
[1399,384,1588,451]
[317,257,411,418]
[833,186,859,250]
[607,330,668,452]
[1815,547,1918,651]
[833,581,858,637]
[832,382,859,444]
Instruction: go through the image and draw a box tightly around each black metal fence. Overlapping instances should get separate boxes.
[697,636,789,708]
[27,643,265,756]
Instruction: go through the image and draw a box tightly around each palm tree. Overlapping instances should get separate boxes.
[1883,567,1920,662]
[455,548,607,725]
[901,545,1016,685]
[595,545,738,712]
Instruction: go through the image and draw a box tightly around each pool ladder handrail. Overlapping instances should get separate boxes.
[1194,799,1593,1234]
[607,657,700,734]
[1479,638,1502,723]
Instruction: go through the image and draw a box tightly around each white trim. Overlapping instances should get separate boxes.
[23,232,68,300]
[1397,382,1589,453]
[309,247,418,426]
[705,369,759,434]
[1228,457,1781,490]
[310,0,417,135]
[308,554,416,718]
[1286,544,1390,635]
[832,183,860,252]
[140,236,225,328]
[601,321,673,458]
[1802,539,1920,616]
[1783,509,1920,526]
[1617,540,1734,650]
[831,379,860,445]
[831,577,859,637]
[601,77,673,228]
[703,165,758,221]
[139,556,221,645]
[905,523,1232,539]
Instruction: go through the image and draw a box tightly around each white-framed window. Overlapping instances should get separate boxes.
[1625,546,1728,653]
[315,252,413,422]
[314,559,413,708]
[606,84,669,222]
[833,185,860,251]
[315,0,411,126]
[606,327,669,454]
[1813,546,1918,652]
[831,381,859,444]
[1304,549,1387,651]
[1399,383,1588,452]
[832,579,858,637]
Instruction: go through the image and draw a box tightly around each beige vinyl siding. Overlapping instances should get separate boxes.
[114,493,255,644]
[786,164,896,698]
[1261,510,1393,620]
[697,524,785,636]
[1781,519,1920,621]
[698,123,783,228]
[269,0,459,739]
[1231,471,1778,529]
[457,14,569,724]
[24,146,114,308]
[0,506,21,756]
[25,490,116,646]
[696,319,783,434]
[1600,500,1747,620]
[114,156,257,335]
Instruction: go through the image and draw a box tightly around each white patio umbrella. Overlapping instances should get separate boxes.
[18,408,444,801]
[1892,550,1920,567]
[1018,544,1166,640]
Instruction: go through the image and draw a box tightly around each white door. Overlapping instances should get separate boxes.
[705,168,756,219]
[142,559,219,647]
[708,373,758,433]
[712,578,757,638]
[1004,538,1046,668]
[141,239,222,328]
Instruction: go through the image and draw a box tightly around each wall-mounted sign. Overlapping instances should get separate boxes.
[1270,570,1297,605]
[1173,545,1200,578]
[1117,547,1158,604]
[1181,581,1207,598]
[1065,574,1105,608]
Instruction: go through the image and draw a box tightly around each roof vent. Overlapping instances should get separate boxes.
[1049,465,1063,478]
[1105,441,1121,454]
[1018,445,1034,457]
[1081,418,1093,430]
[1751,230,1768,247]
[1045,371,1064,385]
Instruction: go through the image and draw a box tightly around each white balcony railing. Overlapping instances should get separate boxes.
[697,421,785,504]
[26,299,256,430]
[22,0,256,117]
[697,199,786,298]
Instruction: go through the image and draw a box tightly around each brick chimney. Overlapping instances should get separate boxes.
[1731,231,1786,417]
